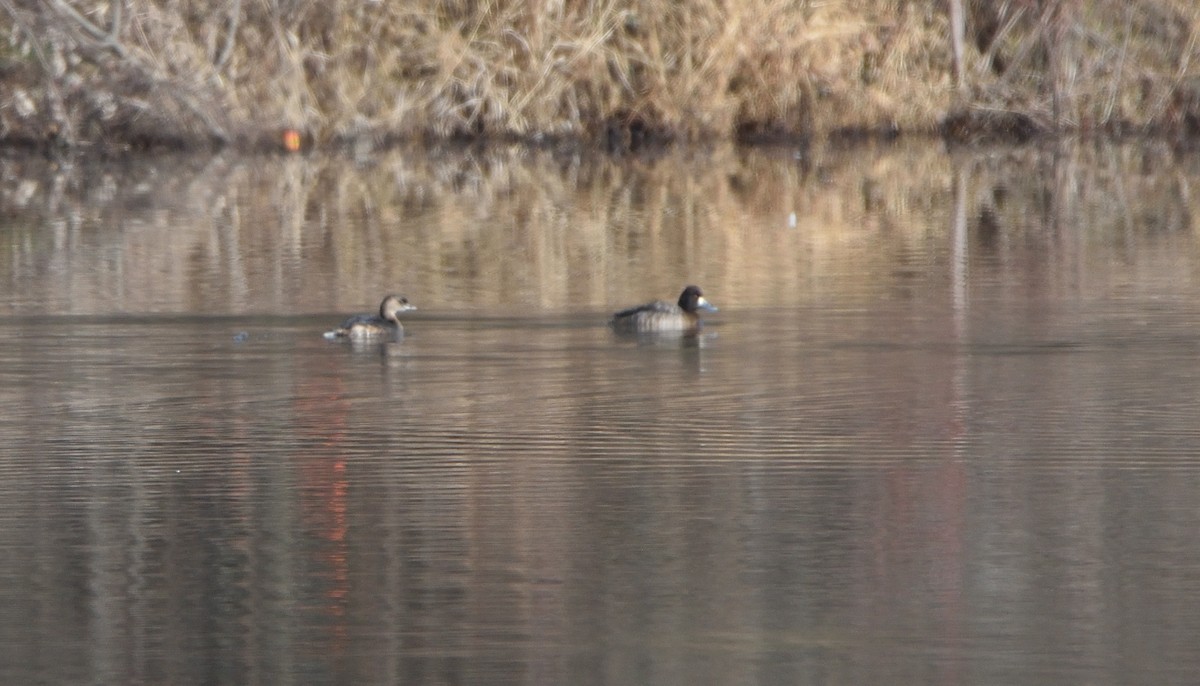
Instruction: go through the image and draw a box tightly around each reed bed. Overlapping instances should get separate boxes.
[2,0,1199,149]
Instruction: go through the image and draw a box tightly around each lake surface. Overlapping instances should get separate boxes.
[3,141,1200,685]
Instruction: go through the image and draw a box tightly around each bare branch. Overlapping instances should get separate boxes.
[107,0,120,43]
[43,0,127,58]
[215,0,242,71]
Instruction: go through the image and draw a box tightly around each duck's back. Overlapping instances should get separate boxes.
[338,313,383,329]
[325,314,401,340]
[611,300,692,332]
[613,299,678,318]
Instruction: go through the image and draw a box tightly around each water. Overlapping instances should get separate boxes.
[3,142,1200,684]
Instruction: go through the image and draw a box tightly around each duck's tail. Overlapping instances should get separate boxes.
[323,329,347,340]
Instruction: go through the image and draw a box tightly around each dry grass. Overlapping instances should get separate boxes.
[2,0,1200,148]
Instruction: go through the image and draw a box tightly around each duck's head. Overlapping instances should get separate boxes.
[380,294,417,321]
[678,285,717,314]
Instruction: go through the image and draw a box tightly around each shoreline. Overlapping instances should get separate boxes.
[5,127,1197,160]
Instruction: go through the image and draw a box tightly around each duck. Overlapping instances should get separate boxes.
[610,285,717,333]
[323,294,416,340]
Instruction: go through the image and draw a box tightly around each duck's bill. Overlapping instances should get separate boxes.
[696,297,718,313]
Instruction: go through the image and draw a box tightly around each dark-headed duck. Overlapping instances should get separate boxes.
[610,285,717,333]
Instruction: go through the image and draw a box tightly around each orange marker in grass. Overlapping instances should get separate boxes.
[282,129,302,152]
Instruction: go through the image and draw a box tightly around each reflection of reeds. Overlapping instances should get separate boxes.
[5,1,1200,146]
[0,143,1197,315]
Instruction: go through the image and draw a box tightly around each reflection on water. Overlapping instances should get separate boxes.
[4,142,1191,318]
[3,142,1200,684]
